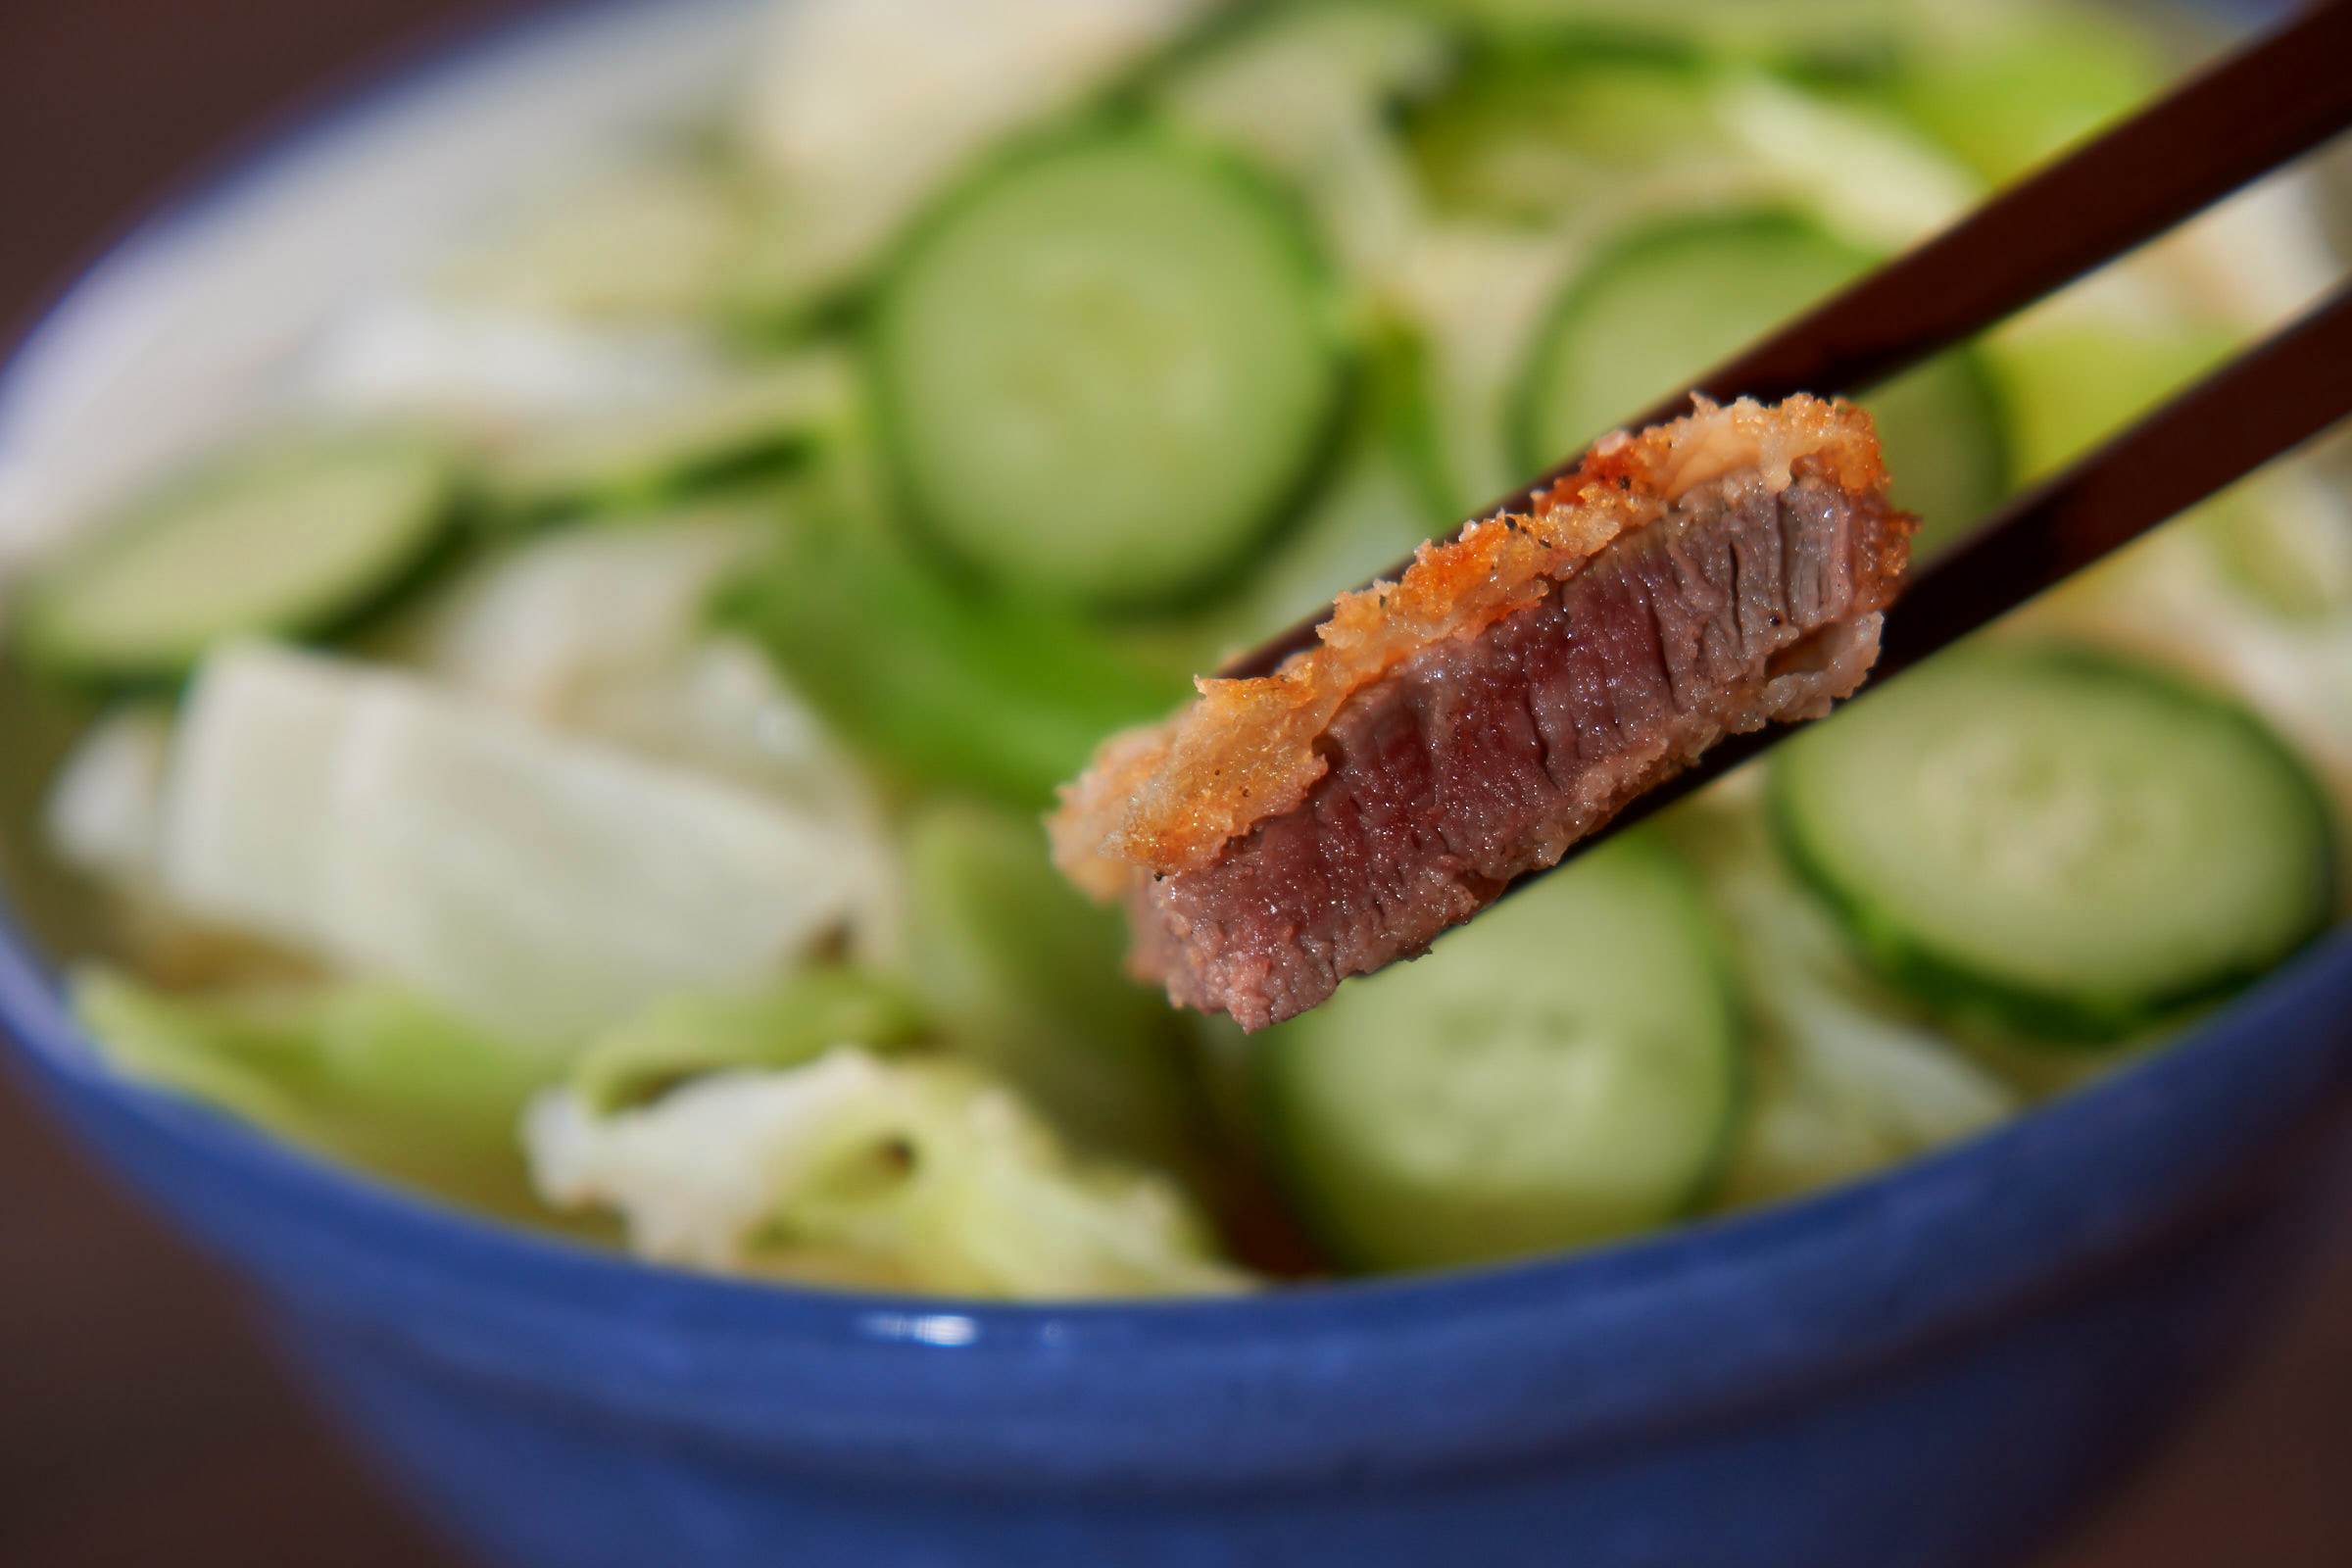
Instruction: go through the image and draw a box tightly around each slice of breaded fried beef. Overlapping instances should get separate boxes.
[1050,396,1916,1030]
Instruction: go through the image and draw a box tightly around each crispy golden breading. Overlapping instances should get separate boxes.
[1049,396,1896,899]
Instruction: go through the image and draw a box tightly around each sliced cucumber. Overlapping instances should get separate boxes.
[18,429,462,681]
[1256,832,1740,1272]
[870,134,1346,608]
[1775,646,2337,1042]
[484,352,855,520]
[1514,211,2006,559]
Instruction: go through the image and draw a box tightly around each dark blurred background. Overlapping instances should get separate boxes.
[1,3,2350,1564]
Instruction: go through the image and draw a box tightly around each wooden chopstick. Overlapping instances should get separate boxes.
[1878,280,2352,678]
[1613,0,2352,442]
[1556,279,2352,857]
[1220,0,2352,682]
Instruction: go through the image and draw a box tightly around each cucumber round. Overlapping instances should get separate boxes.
[1256,832,1741,1273]
[1774,646,2337,1042]
[18,429,462,681]
[870,134,1346,608]
[1513,211,2007,560]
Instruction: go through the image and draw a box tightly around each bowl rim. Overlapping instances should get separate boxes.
[2,0,2348,1361]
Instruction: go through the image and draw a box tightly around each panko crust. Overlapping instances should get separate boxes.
[1049,395,1891,898]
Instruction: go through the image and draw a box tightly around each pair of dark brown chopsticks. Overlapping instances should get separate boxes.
[1218,0,2352,854]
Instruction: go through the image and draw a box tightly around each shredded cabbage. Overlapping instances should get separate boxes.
[1671,793,2017,1206]
[75,968,554,1215]
[528,1048,1248,1298]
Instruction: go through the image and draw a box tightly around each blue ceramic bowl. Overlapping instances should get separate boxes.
[4,4,2349,1565]
[8,887,2352,1568]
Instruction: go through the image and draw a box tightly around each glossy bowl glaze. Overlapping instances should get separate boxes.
[4,3,2349,1564]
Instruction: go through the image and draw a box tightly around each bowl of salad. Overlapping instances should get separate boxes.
[2,0,2347,1564]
